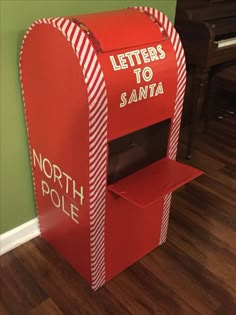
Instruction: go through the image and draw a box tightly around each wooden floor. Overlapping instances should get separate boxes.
[1,116,236,315]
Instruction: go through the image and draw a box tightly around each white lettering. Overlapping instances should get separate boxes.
[148,47,159,61]
[128,89,138,104]
[109,56,121,71]
[118,54,128,69]
[62,171,72,194]
[142,67,153,82]
[120,82,164,108]
[42,158,53,179]
[157,44,166,59]
[51,189,61,208]
[71,204,79,224]
[61,195,70,217]
[33,149,42,171]
[133,50,142,65]
[53,164,63,188]
[33,149,85,226]
[109,46,166,70]
[149,83,157,97]
[133,68,142,84]
[155,82,164,96]
[42,180,50,196]
[140,48,150,63]
[120,93,127,107]
[125,51,135,66]
[72,181,84,205]
[139,86,148,100]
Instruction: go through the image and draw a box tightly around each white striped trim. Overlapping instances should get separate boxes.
[19,17,108,291]
[19,21,42,239]
[159,194,172,244]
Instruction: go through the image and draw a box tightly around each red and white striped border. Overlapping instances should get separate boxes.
[19,17,108,291]
[159,193,172,244]
[133,7,186,244]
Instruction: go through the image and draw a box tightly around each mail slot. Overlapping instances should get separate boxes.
[20,7,203,290]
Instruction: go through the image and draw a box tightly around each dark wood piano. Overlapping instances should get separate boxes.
[175,0,236,158]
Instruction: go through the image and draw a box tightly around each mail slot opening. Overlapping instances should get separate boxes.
[108,119,171,184]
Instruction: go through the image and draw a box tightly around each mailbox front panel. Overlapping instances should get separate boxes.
[105,193,164,282]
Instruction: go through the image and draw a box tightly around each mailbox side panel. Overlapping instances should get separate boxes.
[20,23,91,282]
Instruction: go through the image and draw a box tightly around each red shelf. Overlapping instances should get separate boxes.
[108,158,203,208]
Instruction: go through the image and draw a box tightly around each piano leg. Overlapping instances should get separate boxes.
[186,67,209,159]
[204,76,217,133]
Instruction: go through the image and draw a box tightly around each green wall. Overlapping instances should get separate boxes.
[0,0,177,234]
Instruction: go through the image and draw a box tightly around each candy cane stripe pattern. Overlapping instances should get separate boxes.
[19,18,108,291]
[133,6,187,245]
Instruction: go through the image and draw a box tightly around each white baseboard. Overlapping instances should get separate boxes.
[0,218,40,255]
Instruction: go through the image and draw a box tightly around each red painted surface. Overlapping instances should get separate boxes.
[21,24,91,282]
[99,41,177,141]
[77,9,164,51]
[20,8,202,290]
[108,158,203,208]
[105,193,164,282]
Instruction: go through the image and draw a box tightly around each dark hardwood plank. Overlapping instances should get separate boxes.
[168,212,236,297]
[140,249,219,315]
[162,242,236,314]
[0,252,47,314]
[177,141,225,173]
[186,177,236,217]
[208,119,236,139]
[223,165,236,180]
[206,168,236,193]
[30,299,63,315]
[106,270,170,315]
[107,262,198,315]
[12,238,130,315]
[172,192,236,253]
[193,141,236,167]
[179,118,236,168]
[0,303,10,315]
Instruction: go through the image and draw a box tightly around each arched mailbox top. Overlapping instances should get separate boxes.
[76,8,166,52]
[63,7,181,141]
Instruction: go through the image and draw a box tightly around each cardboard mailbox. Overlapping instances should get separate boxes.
[20,6,203,290]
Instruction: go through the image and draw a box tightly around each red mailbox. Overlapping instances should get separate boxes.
[20,6,202,290]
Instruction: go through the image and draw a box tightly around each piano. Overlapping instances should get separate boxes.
[175,0,236,158]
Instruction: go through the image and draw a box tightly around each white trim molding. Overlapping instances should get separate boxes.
[0,218,40,255]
